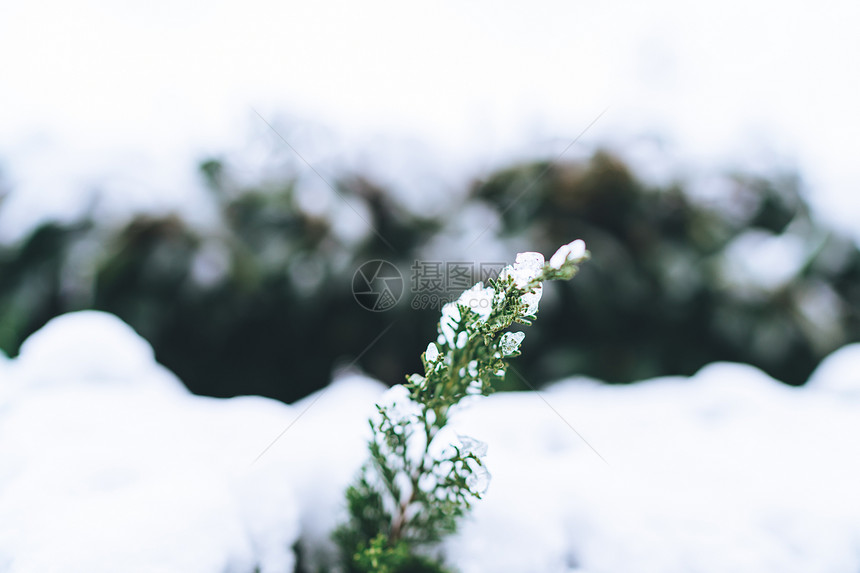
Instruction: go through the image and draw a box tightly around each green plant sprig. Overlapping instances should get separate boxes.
[335,240,589,573]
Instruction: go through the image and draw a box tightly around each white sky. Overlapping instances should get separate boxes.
[1,0,859,242]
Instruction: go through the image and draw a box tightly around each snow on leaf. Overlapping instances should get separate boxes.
[458,282,495,321]
[520,284,542,316]
[466,463,491,494]
[439,301,461,347]
[456,331,469,349]
[549,239,587,269]
[499,331,525,356]
[425,342,440,363]
[500,251,546,288]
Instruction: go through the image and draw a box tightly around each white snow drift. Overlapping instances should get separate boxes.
[1,311,859,572]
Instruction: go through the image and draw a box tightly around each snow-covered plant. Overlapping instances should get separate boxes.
[335,240,589,573]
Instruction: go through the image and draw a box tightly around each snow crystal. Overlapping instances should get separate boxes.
[465,463,491,494]
[467,359,479,377]
[549,239,588,269]
[457,434,489,458]
[520,284,542,316]
[456,331,469,349]
[425,342,440,363]
[499,331,525,356]
[500,251,546,288]
[497,251,546,316]
[457,282,495,321]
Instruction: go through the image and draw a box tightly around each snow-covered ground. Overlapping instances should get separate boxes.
[2,311,859,572]
[1,1,860,243]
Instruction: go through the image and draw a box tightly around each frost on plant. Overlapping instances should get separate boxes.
[334,241,590,573]
[499,331,525,356]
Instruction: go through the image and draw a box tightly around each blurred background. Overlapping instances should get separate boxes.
[1,0,859,404]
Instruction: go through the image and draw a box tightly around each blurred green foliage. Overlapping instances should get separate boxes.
[2,151,859,401]
[475,153,858,385]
